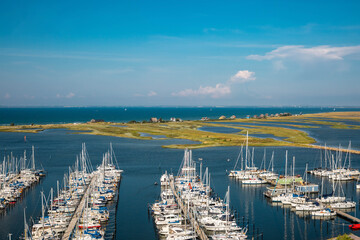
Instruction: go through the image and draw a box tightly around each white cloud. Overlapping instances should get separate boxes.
[56,92,75,99]
[4,93,10,99]
[147,91,157,97]
[229,70,256,83]
[247,45,360,61]
[172,84,231,98]
[173,69,255,99]
[66,92,75,98]
[134,91,158,97]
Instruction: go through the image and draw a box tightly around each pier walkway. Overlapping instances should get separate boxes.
[335,209,360,223]
[169,177,208,240]
[7,173,20,184]
[61,175,97,240]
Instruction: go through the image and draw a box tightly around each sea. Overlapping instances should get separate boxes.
[0,107,360,240]
[1,106,360,125]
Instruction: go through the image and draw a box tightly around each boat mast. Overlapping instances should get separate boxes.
[23,150,26,171]
[285,150,288,193]
[245,131,248,170]
[320,148,322,169]
[23,209,27,240]
[263,148,266,171]
[292,156,295,191]
[233,145,243,171]
[349,141,351,169]
[240,145,244,171]
[251,148,254,168]
[324,144,327,170]
[31,145,35,170]
[110,142,113,165]
[50,188,53,211]
[57,180,60,200]
[41,191,44,236]
[226,186,230,234]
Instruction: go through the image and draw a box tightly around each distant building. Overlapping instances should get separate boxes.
[279,112,291,117]
[201,117,209,121]
[219,115,226,120]
[150,117,158,123]
[259,114,265,119]
[230,115,236,119]
[246,115,250,119]
[170,117,183,122]
[90,119,105,123]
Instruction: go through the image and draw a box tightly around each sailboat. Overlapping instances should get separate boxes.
[258,150,278,180]
[271,151,291,202]
[228,145,244,178]
[329,180,356,209]
[211,186,247,240]
[229,132,262,181]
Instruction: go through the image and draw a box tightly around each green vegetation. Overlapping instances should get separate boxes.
[0,112,359,153]
[335,234,352,240]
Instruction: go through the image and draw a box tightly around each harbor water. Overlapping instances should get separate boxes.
[0,127,360,239]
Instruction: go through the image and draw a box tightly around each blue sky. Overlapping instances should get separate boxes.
[0,0,360,106]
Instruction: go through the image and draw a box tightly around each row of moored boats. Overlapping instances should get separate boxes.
[152,149,248,240]
[0,146,45,210]
[23,143,122,240]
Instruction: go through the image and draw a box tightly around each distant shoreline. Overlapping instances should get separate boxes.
[1,106,360,125]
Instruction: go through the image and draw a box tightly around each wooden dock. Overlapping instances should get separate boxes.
[61,176,97,240]
[7,173,20,184]
[169,177,209,240]
[309,144,360,155]
[335,210,360,223]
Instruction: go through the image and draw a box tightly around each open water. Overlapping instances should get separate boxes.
[1,107,360,125]
[0,107,360,240]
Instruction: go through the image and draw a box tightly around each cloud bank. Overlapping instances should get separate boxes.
[147,91,158,97]
[247,45,360,61]
[229,70,256,83]
[172,84,231,98]
[56,92,75,99]
[172,70,255,98]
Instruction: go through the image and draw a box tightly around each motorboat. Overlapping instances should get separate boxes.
[311,208,336,217]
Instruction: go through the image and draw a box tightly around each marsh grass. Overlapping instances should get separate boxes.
[1,112,359,153]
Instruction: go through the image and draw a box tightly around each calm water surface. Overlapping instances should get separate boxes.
[209,121,360,150]
[1,107,359,125]
[0,129,360,240]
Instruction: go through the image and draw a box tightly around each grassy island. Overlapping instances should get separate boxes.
[0,111,359,154]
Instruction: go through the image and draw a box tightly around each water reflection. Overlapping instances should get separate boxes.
[0,130,359,239]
